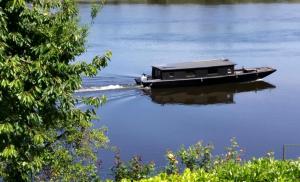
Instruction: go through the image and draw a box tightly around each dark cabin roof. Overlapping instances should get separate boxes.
[153,59,235,71]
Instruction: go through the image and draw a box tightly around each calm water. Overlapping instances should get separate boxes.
[77,3,300,176]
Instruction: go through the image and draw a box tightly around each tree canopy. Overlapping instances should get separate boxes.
[0,0,111,181]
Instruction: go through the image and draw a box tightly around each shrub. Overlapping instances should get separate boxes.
[116,139,300,182]
[111,151,155,181]
[164,150,179,175]
[128,158,300,182]
[177,141,214,171]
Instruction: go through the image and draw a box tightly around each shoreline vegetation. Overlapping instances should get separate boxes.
[108,139,300,181]
[77,0,300,4]
[121,159,300,182]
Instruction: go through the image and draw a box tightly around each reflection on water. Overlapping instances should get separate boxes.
[144,81,275,105]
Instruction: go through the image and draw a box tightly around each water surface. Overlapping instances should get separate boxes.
[77,3,300,176]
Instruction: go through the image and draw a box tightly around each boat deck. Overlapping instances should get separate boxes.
[235,67,273,75]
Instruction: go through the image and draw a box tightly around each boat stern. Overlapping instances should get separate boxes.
[135,77,142,85]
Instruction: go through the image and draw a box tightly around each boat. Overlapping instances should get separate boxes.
[135,59,276,88]
[142,81,275,105]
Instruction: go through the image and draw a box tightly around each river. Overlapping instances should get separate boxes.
[76,3,300,177]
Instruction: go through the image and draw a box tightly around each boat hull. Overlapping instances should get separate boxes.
[136,67,276,88]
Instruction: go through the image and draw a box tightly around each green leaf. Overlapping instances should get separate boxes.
[0,123,14,134]
[1,145,18,158]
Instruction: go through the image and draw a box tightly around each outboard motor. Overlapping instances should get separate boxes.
[141,74,147,82]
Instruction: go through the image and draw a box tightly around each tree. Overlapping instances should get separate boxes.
[0,0,111,181]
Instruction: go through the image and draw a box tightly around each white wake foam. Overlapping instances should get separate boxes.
[75,85,125,92]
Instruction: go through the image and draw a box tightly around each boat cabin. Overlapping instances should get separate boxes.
[152,59,236,80]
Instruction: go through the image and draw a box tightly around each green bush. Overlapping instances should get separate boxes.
[177,141,214,171]
[123,158,300,182]
[116,139,300,182]
[164,150,179,175]
[111,151,155,181]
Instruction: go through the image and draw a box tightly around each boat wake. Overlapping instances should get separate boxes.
[76,85,125,92]
[74,75,144,108]
[75,84,142,93]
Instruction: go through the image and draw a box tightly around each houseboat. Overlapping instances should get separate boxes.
[135,59,276,88]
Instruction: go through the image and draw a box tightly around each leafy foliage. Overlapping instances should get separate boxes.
[122,154,300,182]
[0,0,110,181]
[111,151,155,181]
[123,157,300,182]
[213,137,244,166]
[115,139,300,182]
[177,141,214,171]
[164,150,179,175]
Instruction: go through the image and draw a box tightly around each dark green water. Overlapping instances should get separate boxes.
[77,3,300,177]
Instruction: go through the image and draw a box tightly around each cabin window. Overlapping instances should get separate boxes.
[208,68,218,74]
[155,69,161,78]
[168,72,174,78]
[186,70,196,78]
[227,68,232,74]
